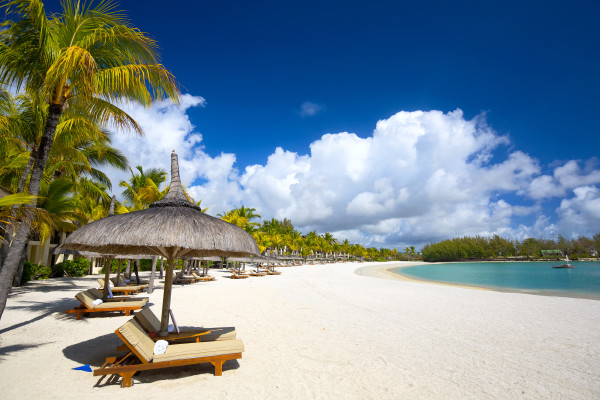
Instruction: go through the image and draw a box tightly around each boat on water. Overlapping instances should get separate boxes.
[553,255,575,269]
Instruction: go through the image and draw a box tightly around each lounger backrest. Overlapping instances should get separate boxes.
[97,278,106,288]
[118,320,155,363]
[134,307,161,333]
[88,288,103,299]
[110,277,119,286]
[75,290,96,309]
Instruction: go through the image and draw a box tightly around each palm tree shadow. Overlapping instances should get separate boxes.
[0,298,75,334]
[0,343,46,360]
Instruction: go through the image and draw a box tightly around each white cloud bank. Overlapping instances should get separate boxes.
[104,97,600,249]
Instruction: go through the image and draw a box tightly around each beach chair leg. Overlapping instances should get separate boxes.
[76,310,83,320]
[120,372,135,387]
[125,310,131,316]
[212,360,223,376]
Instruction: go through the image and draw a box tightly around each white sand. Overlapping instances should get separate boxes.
[1,261,599,399]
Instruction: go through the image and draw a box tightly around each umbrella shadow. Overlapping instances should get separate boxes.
[63,333,240,388]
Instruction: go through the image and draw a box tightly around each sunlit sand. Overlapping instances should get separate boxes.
[1,262,599,399]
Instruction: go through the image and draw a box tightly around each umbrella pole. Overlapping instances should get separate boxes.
[159,255,175,336]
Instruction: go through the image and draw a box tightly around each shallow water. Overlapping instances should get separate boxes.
[394,261,600,299]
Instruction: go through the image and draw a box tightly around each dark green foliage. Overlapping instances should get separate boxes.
[100,258,163,273]
[52,257,89,277]
[422,234,600,262]
[21,261,52,284]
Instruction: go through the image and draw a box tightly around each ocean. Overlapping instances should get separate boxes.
[393,261,600,299]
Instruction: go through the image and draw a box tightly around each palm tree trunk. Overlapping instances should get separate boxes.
[17,151,35,193]
[0,103,63,320]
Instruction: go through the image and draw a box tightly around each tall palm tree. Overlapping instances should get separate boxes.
[0,0,179,319]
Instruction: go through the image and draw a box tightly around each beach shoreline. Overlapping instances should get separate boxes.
[1,262,599,399]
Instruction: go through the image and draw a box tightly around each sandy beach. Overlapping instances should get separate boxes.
[1,261,599,399]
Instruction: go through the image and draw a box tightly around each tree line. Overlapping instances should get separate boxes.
[421,234,600,262]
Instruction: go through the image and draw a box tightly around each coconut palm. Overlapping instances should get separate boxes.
[120,166,167,210]
[0,0,179,319]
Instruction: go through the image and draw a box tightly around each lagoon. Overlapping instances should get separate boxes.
[394,261,600,299]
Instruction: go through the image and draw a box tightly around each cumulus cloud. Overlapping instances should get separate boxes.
[526,159,600,200]
[103,99,600,249]
[556,186,600,237]
[298,101,323,117]
[103,94,240,209]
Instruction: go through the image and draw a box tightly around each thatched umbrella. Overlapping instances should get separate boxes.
[61,151,259,335]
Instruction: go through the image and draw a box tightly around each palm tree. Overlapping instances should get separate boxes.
[0,0,179,319]
[120,166,167,210]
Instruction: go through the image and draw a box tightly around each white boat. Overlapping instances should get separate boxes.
[553,255,574,269]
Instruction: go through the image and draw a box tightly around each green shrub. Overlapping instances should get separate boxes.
[21,261,53,284]
[53,258,90,277]
[21,261,38,284]
[51,262,65,277]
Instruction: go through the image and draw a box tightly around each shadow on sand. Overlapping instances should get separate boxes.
[0,343,47,360]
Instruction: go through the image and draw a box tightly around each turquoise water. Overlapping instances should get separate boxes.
[394,261,600,298]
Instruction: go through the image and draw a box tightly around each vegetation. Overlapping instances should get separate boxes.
[421,234,600,262]
[0,0,179,320]
[217,207,405,262]
[51,257,90,277]
[21,260,51,284]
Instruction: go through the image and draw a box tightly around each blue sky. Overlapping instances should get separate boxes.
[45,1,600,248]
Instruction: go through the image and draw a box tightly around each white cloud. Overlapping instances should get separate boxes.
[556,186,600,237]
[102,99,600,249]
[298,101,323,117]
[526,159,600,200]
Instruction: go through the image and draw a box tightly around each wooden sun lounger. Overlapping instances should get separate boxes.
[229,272,249,279]
[265,269,281,275]
[94,320,244,387]
[65,290,148,320]
[191,271,215,282]
[173,273,198,284]
[249,271,267,276]
[97,279,145,295]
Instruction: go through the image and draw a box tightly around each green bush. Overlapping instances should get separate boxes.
[53,258,90,277]
[21,261,52,284]
[51,262,65,277]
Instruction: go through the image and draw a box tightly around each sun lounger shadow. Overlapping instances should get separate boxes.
[97,358,241,387]
[63,332,118,365]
